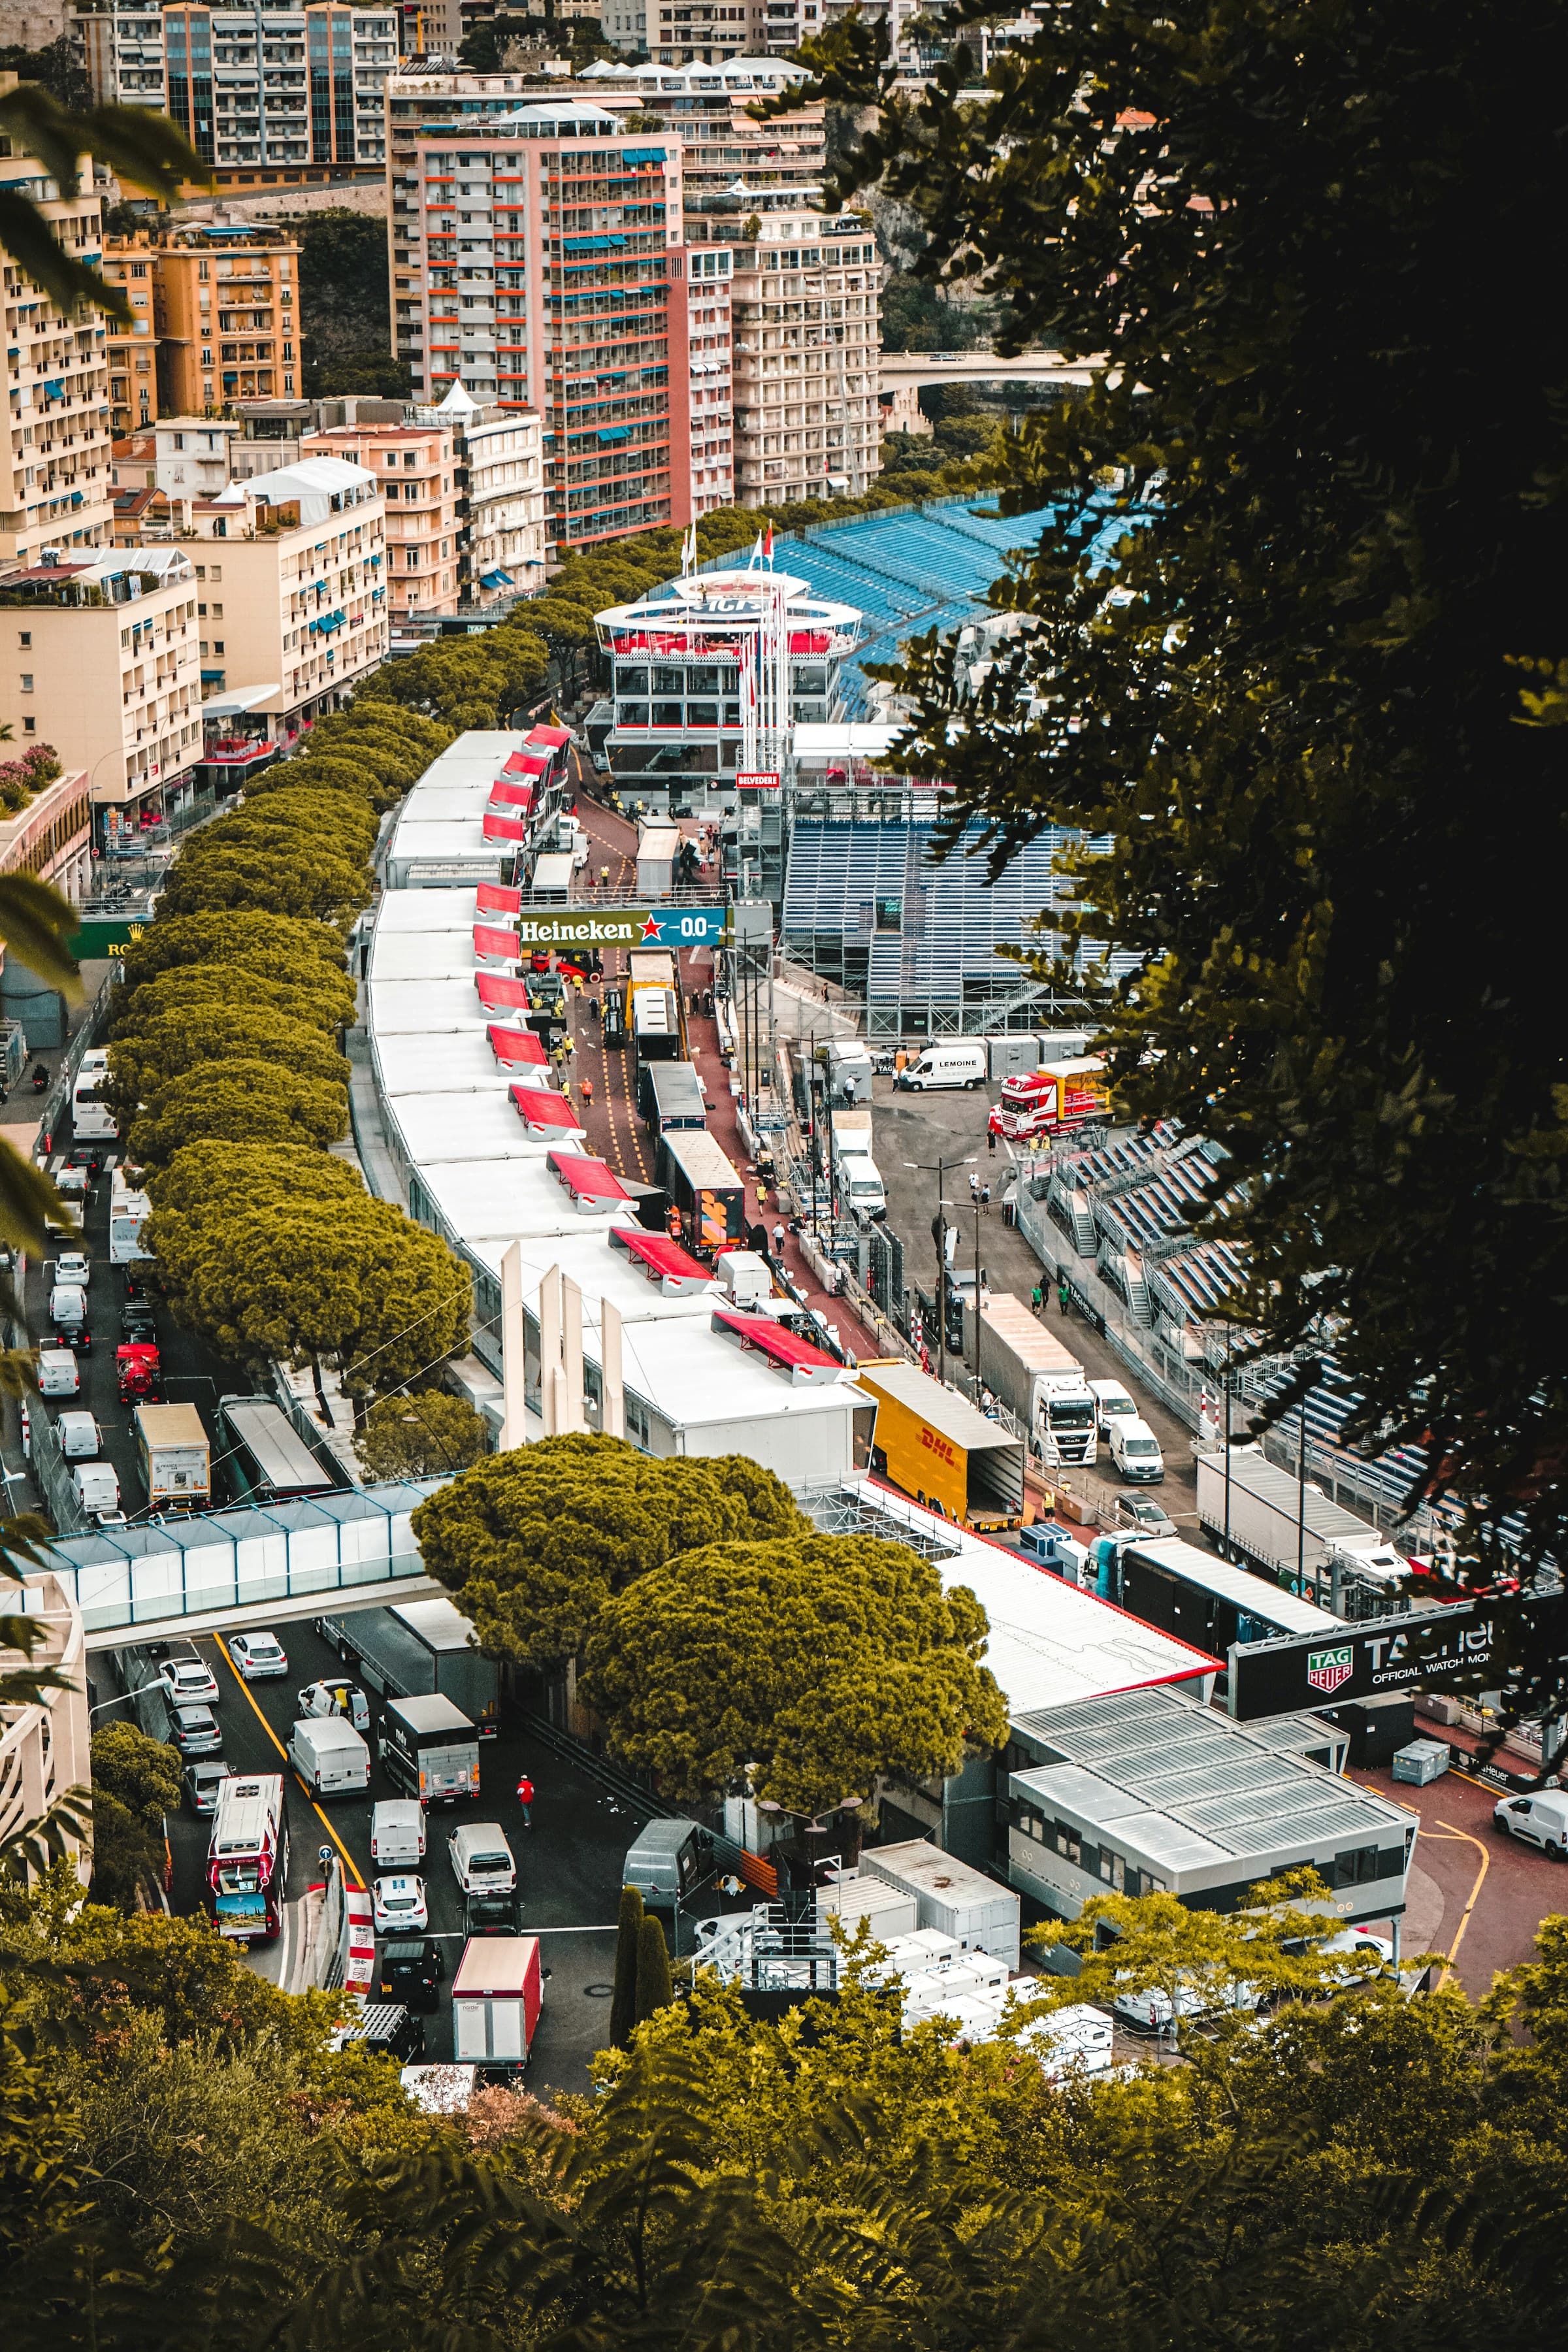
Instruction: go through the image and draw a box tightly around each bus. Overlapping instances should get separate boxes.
[217,1394,338,1505]
[71,1048,118,1142]
[207,1772,287,1943]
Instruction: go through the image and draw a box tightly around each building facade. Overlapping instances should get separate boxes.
[401,102,693,553]
[302,417,457,617]
[729,212,881,500]
[99,231,160,438]
[683,242,732,514]
[0,547,202,844]
[431,380,547,606]
[148,223,301,416]
[0,88,116,568]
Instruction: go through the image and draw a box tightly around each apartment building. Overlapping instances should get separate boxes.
[74,1,399,189]
[150,225,301,414]
[432,380,547,605]
[99,232,159,438]
[730,212,881,500]
[0,547,202,845]
[400,102,693,553]
[131,453,387,734]
[683,244,732,513]
[302,417,457,617]
[0,90,116,568]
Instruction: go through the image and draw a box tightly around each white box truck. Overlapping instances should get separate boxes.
[860,1838,1022,1970]
[289,1716,371,1797]
[830,1108,874,1165]
[1195,1446,1411,1615]
[135,1402,211,1511]
[973,1293,1098,1467]
[451,1935,542,2070]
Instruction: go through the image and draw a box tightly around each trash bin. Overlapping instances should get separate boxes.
[1392,1738,1451,1785]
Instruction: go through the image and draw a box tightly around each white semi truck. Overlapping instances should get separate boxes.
[1195,1446,1413,1620]
[972,1292,1098,1467]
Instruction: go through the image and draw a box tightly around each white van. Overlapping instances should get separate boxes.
[1494,1790,1568,1858]
[289,1716,370,1797]
[371,1798,427,1870]
[57,1411,101,1460]
[843,1156,886,1223]
[71,1461,120,1515]
[448,1821,517,1895]
[1088,1378,1138,1437]
[37,1347,80,1397]
[1109,1416,1166,1482]
[894,1042,987,1093]
[49,1282,88,1338]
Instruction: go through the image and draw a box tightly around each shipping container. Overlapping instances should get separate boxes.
[1194,1448,1413,1620]
[970,1294,1098,1467]
[134,1401,210,1512]
[316,1598,499,1737]
[378,1691,482,1806]
[659,1126,747,1254]
[638,1057,707,1133]
[218,1394,336,1505]
[853,1359,1025,1530]
[451,1934,543,2069]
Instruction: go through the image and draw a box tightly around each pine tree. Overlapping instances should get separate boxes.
[633,1915,674,2024]
[610,1884,644,2050]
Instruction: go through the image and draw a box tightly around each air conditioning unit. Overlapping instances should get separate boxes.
[39,546,61,566]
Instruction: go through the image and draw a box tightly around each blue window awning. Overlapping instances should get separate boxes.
[480,568,515,588]
[623,146,666,163]
[597,427,630,444]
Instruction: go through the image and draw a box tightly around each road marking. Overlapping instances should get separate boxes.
[1422,1817,1490,1987]
[213,1635,365,1890]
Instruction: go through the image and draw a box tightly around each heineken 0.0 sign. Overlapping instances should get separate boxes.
[514,906,732,951]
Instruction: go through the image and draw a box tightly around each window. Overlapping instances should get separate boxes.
[19,673,31,691]
[18,632,28,647]
[22,716,34,734]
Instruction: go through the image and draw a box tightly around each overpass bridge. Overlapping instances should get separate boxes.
[877,347,1103,394]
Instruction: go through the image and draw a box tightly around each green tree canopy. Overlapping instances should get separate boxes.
[356,1390,490,1480]
[581,1533,1007,1814]
[792,0,1568,1634]
[153,1191,470,1394]
[112,956,357,1044]
[128,1057,348,1168]
[155,843,371,928]
[115,910,348,1001]
[90,1722,180,1829]
[252,756,400,813]
[205,789,380,856]
[108,1005,350,1113]
[412,1435,809,1667]
[146,1138,368,1226]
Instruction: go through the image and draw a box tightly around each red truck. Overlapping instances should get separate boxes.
[116,1342,162,1405]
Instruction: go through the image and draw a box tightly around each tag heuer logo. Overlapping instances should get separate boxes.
[1305,1644,1354,1695]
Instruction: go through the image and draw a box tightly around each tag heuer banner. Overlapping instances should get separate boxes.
[514,907,732,951]
[1228,1601,1507,1721]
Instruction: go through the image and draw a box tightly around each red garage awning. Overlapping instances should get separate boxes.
[547,1151,630,1207]
[473,924,519,962]
[487,1022,548,1069]
[476,971,530,1011]
[610,1226,712,1294]
[476,882,522,916]
[710,1309,843,1384]
[483,811,527,843]
[489,780,534,811]
[510,1084,583,1136]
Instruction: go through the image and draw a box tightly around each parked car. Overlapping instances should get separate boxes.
[372,1874,430,1935]
[54,1250,90,1288]
[167,1703,223,1757]
[229,1630,289,1680]
[1113,1494,1179,1540]
[156,1653,220,1707]
[1087,1378,1139,1437]
[1494,1790,1568,1858]
[1113,1978,1262,2035]
[297,1677,370,1733]
[182,1757,233,1816]
[120,1300,157,1345]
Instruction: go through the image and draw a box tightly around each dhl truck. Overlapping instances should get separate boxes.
[854,1360,1026,1531]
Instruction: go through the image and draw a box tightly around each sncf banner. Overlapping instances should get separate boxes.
[514,907,732,951]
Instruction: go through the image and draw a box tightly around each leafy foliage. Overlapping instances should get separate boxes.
[785,0,1568,1619]
[108,1005,350,1118]
[412,1435,810,1667]
[581,1534,1007,1813]
[280,210,409,399]
[0,81,205,321]
[355,1390,490,1480]
[129,1057,349,1169]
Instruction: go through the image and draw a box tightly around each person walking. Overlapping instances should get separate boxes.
[1058,1274,1070,1315]
[968,1171,980,1206]
[987,1123,997,1156]
[772,1220,785,1260]
[515,1772,534,1827]
[599,863,610,892]
[580,1076,594,1109]
[981,1182,991,1213]
[1031,1282,1043,1315]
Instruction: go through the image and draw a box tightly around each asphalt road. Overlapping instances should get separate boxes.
[141,1609,694,2097]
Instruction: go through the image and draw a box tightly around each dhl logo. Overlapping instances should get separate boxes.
[919,1426,956,1468]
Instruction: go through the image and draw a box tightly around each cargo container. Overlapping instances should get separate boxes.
[861,1838,1022,1969]
[970,1294,1098,1467]
[378,1691,481,1805]
[659,1126,747,1254]
[451,1934,542,2070]
[134,1401,210,1512]
[1103,1535,1343,1669]
[316,1598,499,1738]
[632,986,683,1065]
[854,1359,1026,1531]
[1195,1447,1414,1620]
[218,1395,337,1505]
[829,1107,874,1164]
[108,1169,154,1266]
[638,1057,707,1133]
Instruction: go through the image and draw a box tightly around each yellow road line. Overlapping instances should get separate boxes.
[213,1634,365,1889]
[1422,1816,1490,1987]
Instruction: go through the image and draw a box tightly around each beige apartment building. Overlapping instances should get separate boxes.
[0,547,202,847]
[144,453,387,738]
[302,418,457,619]
[730,212,882,501]
[151,226,301,417]
[99,232,160,440]
[0,82,116,568]
[430,383,547,608]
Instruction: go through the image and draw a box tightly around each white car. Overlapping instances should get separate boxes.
[229,1629,289,1680]
[373,1874,429,1935]
[54,1250,90,1288]
[155,1654,220,1706]
[1317,1928,1394,1988]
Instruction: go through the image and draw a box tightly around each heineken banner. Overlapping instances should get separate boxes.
[515,906,732,951]
[1228,1601,1505,1722]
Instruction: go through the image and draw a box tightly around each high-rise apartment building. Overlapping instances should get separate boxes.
[729,213,880,500]
[0,86,116,569]
[431,381,547,606]
[683,244,732,513]
[99,233,160,437]
[400,101,693,553]
[302,417,458,616]
[148,225,300,415]
[73,1,398,189]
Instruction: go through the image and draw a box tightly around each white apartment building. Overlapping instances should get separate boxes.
[0,547,202,845]
[148,453,387,736]
[684,244,733,513]
[429,382,547,606]
[0,90,115,568]
[730,212,881,501]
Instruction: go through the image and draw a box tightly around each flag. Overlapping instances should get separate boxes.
[762,522,774,564]
[748,531,763,570]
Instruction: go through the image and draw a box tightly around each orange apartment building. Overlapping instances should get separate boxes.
[100,234,161,438]
[301,419,458,619]
[151,226,301,417]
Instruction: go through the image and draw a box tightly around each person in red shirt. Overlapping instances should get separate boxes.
[515,1773,534,1827]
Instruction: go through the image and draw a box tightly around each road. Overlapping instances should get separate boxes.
[136,1606,685,2097]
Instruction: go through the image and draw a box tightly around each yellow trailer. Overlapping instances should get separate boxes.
[854,1360,1026,1530]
